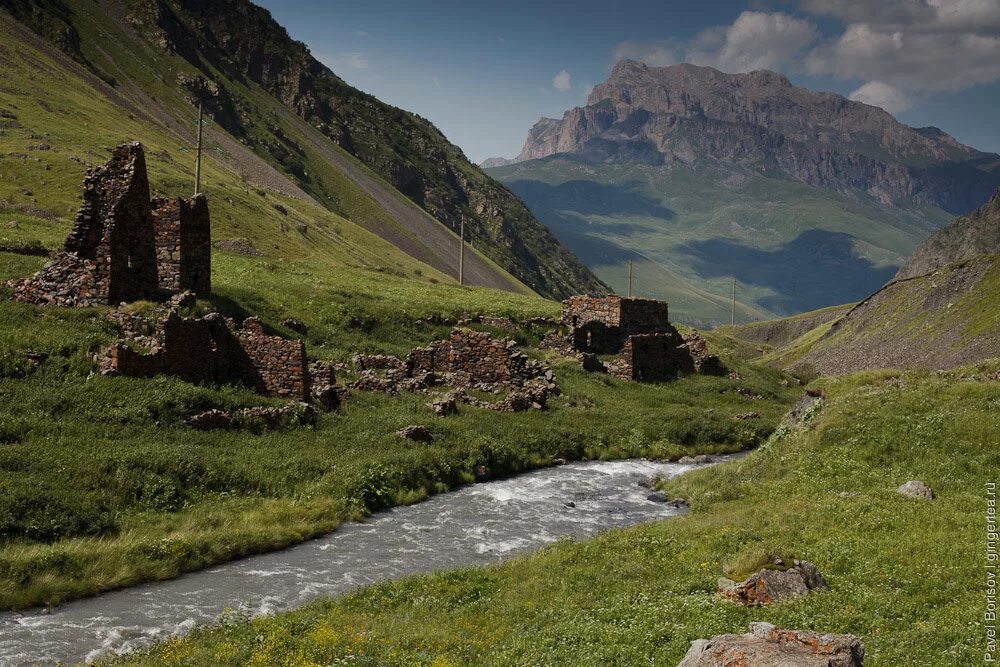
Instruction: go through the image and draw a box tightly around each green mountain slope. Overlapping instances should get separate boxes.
[723,188,1000,375]
[1,0,604,298]
[489,156,947,325]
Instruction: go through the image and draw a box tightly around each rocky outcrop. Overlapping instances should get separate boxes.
[896,187,1000,279]
[717,560,828,606]
[678,622,864,667]
[517,61,1000,214]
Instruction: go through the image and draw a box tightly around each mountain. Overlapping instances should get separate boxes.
[896,188,1000,279]
[1,0,604,299]
[480,157,517,169]
[728,187,1000,375]
[487,61,1000,323]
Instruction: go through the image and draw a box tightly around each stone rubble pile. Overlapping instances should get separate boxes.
[678,622,865,667]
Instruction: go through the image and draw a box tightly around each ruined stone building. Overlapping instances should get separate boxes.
[561,295,671,354]
[560,295,723,381]
[10,142,211,306]
[102,310,311,401]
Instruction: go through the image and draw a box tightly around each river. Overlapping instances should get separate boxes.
[0,457,719,665]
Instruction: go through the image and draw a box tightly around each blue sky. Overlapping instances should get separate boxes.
[257,0,1000,163]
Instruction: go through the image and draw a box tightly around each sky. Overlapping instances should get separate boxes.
[256,0,1000,164]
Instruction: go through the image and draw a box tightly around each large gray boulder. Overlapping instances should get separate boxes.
[677,622,864,666]
[717,560,827,606]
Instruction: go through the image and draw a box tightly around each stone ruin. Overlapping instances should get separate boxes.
[551,295,724,381]
[350,328,558,413]
[98,294,341,406]
[8,142,211,306]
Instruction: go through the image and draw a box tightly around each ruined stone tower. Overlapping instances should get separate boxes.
[152,194,211,294]
[9,142,212,306]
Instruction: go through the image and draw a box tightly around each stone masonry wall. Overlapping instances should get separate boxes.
[610,330,695,381]
[101,309,310,401]
[561,295,671,354]
[406,328,530,385]
[9,142,212,306]
[151,194,211,294]
[235,318,309,399]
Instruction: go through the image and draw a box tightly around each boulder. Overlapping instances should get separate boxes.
[678,454,713,465]
[397,425,434,443]
[896,480,933,500]
[677,622,864,667]
[430,395,458,416]
[717,560,827,606]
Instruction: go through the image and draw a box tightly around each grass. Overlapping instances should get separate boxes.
[116,361,998,666]
[0,244,800,610]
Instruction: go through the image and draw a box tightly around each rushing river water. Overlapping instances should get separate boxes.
[0,458,720,665]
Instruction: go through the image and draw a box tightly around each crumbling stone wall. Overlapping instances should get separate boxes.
[151,194,211,294]
[405,328,531,385]
[101,307,310,401]
[562,295,671,354]
[9,142,212,306]
[608,330,695,381]
[235,318,309,399]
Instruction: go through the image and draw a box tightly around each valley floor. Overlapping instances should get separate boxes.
[115,361,997,666]
[0,250,796,613]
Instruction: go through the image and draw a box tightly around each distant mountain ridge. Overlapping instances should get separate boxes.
[487,61,1000,324]
[519,61,1000,214]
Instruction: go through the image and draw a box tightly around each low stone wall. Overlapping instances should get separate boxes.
[561,295,671,354]
[101,306,311,401]
[405,328,532,386]
[235,318,309,399]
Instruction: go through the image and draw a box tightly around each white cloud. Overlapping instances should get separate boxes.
[321,52,369,71]
[355,30,369,37]
[553,70,572,92]
[799,0,1000,35]
[612,12,818,74]
[688,11,820,72]
[805,20,1000,94]
[848,80,913,113]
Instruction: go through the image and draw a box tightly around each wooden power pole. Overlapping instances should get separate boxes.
[194,100,204,195]
[459,218,465,286]
[731,277,737,326]
[627,259,633,298]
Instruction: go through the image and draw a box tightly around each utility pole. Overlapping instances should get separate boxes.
[627,259,633,298]
[731,277,737,326]
[194,100,204,195]
[458,218,465,286]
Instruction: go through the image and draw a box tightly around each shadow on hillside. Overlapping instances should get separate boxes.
[677,229,899,314]
[506,179,675,225]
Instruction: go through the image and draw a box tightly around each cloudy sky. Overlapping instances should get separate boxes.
[257,0,1000,163]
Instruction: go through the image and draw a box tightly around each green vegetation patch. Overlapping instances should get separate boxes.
[120,362,997,666]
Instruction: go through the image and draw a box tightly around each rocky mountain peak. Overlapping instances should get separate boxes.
[518,62,1000,214]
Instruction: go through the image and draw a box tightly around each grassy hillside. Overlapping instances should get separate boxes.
[1,0,604,298]
[121,361,998,666]
[724,255,1000,376]
[488,157,951,325]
